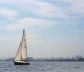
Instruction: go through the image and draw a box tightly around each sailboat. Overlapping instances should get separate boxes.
[14,29,30,65]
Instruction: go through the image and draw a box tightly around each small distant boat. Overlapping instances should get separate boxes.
[14,29,30,65]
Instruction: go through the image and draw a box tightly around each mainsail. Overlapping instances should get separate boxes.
[21,29,27,60]
[15,29,27,61]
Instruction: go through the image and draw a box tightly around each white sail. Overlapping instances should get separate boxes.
[14,29,30,65]
[21,29,27,60]
[15,42,22,61]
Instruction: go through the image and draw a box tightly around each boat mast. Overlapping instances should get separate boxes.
[21,29,27,60]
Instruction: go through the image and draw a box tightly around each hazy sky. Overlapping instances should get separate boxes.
[0,0,84,58]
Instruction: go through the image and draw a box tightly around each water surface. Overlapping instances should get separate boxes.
[0,61,84,72]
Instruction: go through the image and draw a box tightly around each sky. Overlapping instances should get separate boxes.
[0,0,84,58]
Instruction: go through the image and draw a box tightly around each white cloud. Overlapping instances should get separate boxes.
[55,0,84,18]
[5,18,56,31]
[25,1,66,18]
[58,0,84,15]
[0,0,84,19]
[0,8,18,19]
[0,0,18,4]
[70,30,84,33]
[56,0,74,3]
[0,0,66,18]
[69,0,84,15]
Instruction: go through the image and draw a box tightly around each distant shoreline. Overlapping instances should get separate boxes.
[1,56,84,62]
[0,60,84,62]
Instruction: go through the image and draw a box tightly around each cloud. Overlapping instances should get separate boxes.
[0,8,18,19]
[58,0,84,15]
[56,0,74,3]
[0,0,66,18]
[0,0,20,4]
[25,0,66,18]
[0,0,84,19]
[70,30,84,33]
[69,0,84,15]
[5,18,56,31]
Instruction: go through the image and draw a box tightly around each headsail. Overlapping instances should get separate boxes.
[15,42,22,61]
[21,29,27,60]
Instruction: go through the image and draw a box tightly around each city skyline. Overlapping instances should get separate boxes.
[0,0,84,58]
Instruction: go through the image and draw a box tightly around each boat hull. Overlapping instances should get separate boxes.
[14,62,30,65]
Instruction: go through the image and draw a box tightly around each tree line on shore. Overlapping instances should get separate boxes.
[2,55,84,61]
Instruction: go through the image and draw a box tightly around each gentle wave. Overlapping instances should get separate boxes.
[0,61,84,72]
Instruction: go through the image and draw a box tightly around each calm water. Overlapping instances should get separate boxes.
[0,61,84,72]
